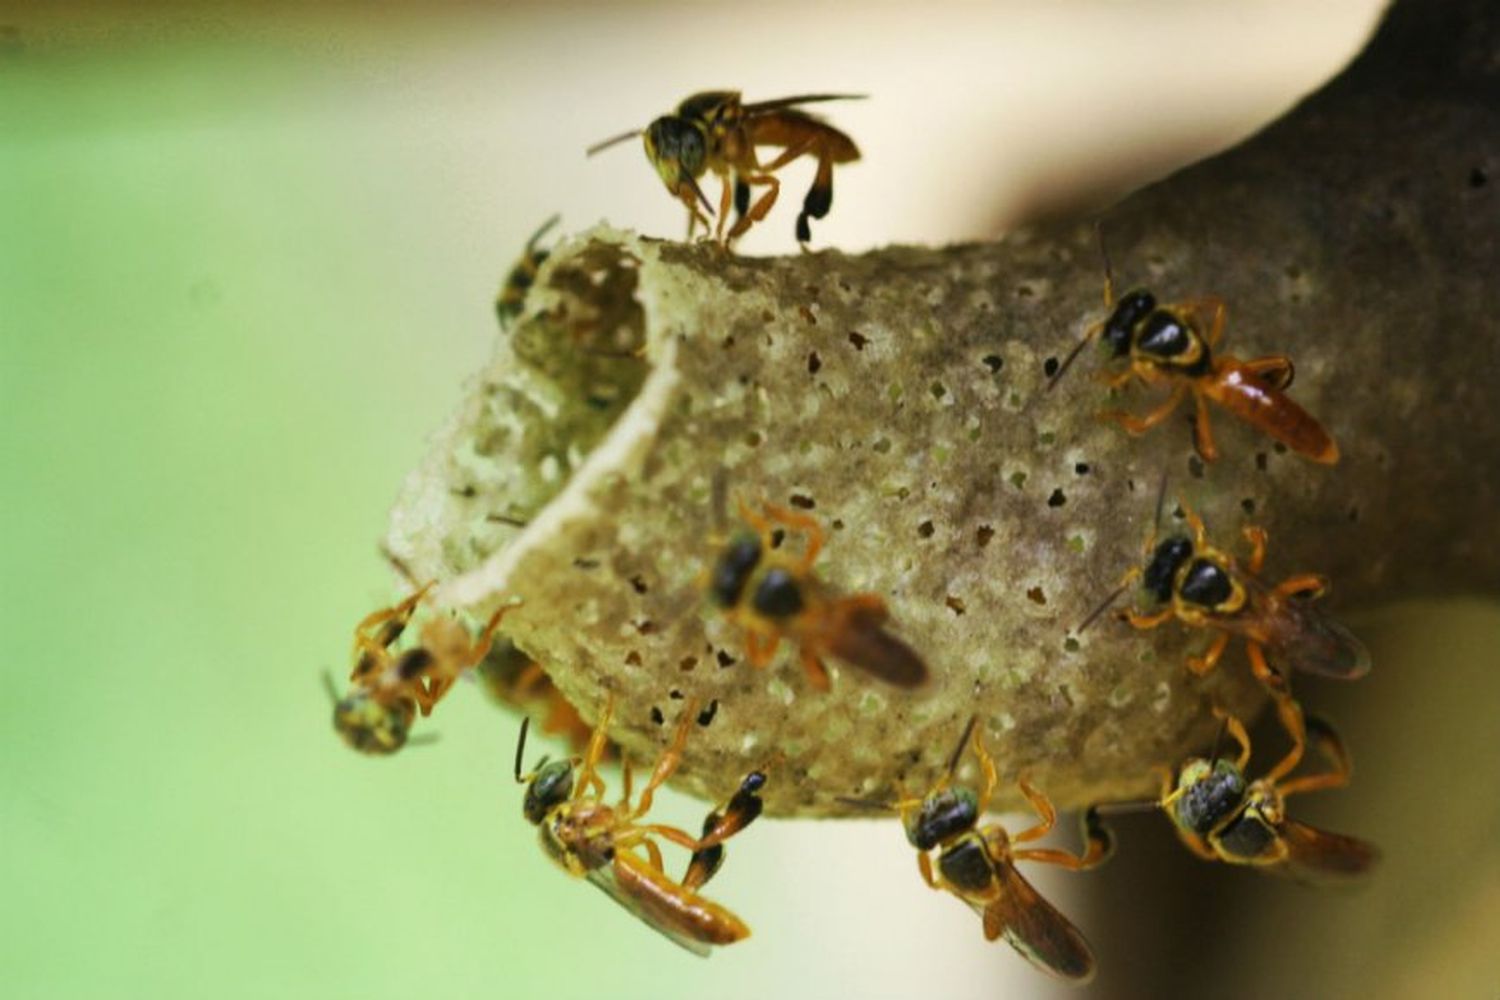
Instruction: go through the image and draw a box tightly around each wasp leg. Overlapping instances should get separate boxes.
[1207,706,1255,772]
[1278,716,1353,797]
[684,770,768,889]
[1098,383,1189,436]
[1181,501,1209,550]
[796,153,836,245]
[617,758,634,811]
[1011,776,1058,843]
[1097,365,1138,391]
[1119,607,1174,630]
[970,722,1000,814]
[732,175,751,221]
[1191,389,1221,463]
[743,627,781,668]
[1176,297,1228,350]
[1013,808,1114,870]
[1242,526,1269,575]
[629,699,698,820]
[1274,573,1329,600]
[798,646,832,691]
[1186,631,1230,676]
[351,583,434,668]
[916,851,939,889]
[714,175,733,243]
[575,693,616,802]
[1264,694,1310,783]
[726,172,781,242]
[1238,354,1295,391]
[758,502,825,570]
[640,836,665,873]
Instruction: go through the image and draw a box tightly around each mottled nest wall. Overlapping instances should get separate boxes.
[385,0,1500,816]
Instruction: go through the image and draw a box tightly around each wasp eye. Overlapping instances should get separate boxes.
[1142,536,1193,603]
[711,536,761,608]
[523,760,575,825]
[1103,288,1156,356]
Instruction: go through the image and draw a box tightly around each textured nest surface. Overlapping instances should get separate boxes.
[385,0,1500,816]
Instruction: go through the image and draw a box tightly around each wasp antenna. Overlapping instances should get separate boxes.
[405,733,442,749]
[486,512,530,528]
[321,670,342,706]
[1094,797,1160,817]
[709,469,730,533]
[1152,469,1171,534]
[1207,715,1230,767]
[1076,582,1129,634]
[683,172,716,217]
[585,128,642,157]
[945,715,980,777]
[513,717,532,783]
[1045,325,1097,392]
[525,214,562,252]
[1094,218,1116,309]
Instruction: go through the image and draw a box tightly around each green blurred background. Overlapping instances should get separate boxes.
[6,3,1498,998]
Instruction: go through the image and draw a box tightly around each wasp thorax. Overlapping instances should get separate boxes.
[333,691,412,755]
[1179,558,1235,609]
[1103,288,1156,356]
[904,786,979,851]
[750,567,805,619]
[1173,759,1246,835]
[710,535,762,608]
[1136,310,1193,359]
[524,759,576,825]
[1142,536,1194,604]
[644,116,707,190]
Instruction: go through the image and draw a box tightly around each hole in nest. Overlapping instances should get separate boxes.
[798,305,817,325]
[669,689,684,700]
[976,525,995,548]
[982,354,1004,373]
[1047,488,1066,508]
[697,700,719,726]
[1010,471,1028,489]
[630,575,648,594]
[1273,442,1288,454]
[789,493,816,509]
[945,595,967,615]
[832,518,845,530]
[917,520,935,538]
[848,331,869,351]
[1256,452,1269,471]
[1026,586,1047,605]
[633,619,656,635]
[930,382,947,400]
[770,529,786,549]
[1043,357,1059,378]
[1063,636,1080,653]
[745,430,763,448]
[1241,498,1256,515]
[1471,166,1489,188]
[807,351,822,374]
[650,706,664,725]
[716,649,737,668]
[1347,504,1360,523]
[678,656,698,672]
[1187,456,1205,479]
[873,436,893,454]
[1074,462,1091,476]
[625,650,643,666]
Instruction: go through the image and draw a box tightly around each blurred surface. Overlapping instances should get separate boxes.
[11,3,1496,999]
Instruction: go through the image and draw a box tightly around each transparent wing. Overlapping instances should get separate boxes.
[978,865,1097,983]
[585,864,712,958]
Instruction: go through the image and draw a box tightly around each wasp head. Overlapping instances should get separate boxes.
[1103,288,1156,356]
[332,689,414,755]
[1171,758,1246,836]
[523,758,576,825]
[644,116,714,215]
[903,786,979,851]
[1142,535,1193,604]
[710,533,762,608]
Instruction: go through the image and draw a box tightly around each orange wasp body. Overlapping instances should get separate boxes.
[847,718,1112,983]
[588,91,862,245]
[1053,274,1339,463]
[708,501,928,691]
[331,584,514,755]
[515,697,765,956]
[1159,710,1377,879]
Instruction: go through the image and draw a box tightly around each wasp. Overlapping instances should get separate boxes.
[329,581,515,755]
[476,638,599,755]
[1084,496,1369,773]
[515,695,765,956]
[1049,233,1339,463]
[1156,708,1377,878]
[707,498,928,691]
[495,214,561,328]
[587,91,863,245]
[845,717,1112,982]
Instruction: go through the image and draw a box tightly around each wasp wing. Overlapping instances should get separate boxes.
[1248,579,1371,680]
[822,602,929,688]
[1278,819,1379,882]
[970,865,1097,983]
[584,850,749,957]
[741,93,867,115]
